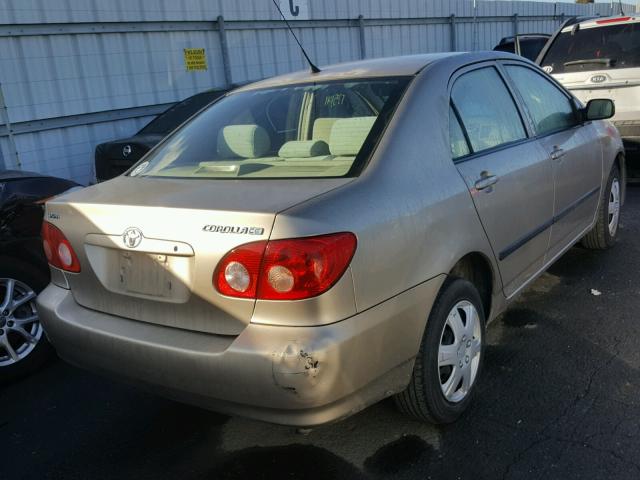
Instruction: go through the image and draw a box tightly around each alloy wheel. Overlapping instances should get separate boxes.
[0,278,43,367]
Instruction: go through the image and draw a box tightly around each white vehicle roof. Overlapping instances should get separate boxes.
[561,15,640,33]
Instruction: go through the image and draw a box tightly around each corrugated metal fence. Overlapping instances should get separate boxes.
[0,0,634,183]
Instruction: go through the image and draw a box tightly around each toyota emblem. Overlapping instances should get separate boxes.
[122,227,143,248]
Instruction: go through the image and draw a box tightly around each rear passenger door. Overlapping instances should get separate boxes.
[502,63,602,261]
[451,64,555,297]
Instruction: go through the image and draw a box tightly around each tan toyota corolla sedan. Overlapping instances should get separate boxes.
[36,52,624,426]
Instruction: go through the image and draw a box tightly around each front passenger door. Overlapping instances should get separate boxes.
[451,65,555,298]
[503,64,602,261]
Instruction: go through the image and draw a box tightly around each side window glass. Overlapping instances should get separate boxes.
[505,65,576,136]
[449,106,470,159]
[451,67,527,153]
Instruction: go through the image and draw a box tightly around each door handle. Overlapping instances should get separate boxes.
[474,172,499,191]
[550,146,565,161]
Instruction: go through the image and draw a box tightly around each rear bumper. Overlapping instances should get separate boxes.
[37,276,443,426]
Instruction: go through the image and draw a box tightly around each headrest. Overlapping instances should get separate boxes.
[329,117,377,157]
[278,140,330,158]
[312,118,340,143]
[217,124,270,158]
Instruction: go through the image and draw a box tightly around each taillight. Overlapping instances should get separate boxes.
[214,241,266,299]
[214,232,357,300]
[41,221,81,273]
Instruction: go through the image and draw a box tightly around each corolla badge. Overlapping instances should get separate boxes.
[591,75,607,83]
[122,227,143,248]
[122,145,133,157]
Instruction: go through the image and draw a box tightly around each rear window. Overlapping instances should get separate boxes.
[494,42,516,54]
[131,78,409,179]
[519,38,548,61]
[541,21,640,74]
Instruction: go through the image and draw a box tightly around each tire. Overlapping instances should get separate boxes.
[395,278,485,424]
[0,256,54,384]
[581,164,621,250]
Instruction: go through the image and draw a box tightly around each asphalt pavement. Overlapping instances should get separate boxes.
[3,187,640,480]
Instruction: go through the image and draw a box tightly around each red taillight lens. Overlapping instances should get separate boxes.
[258,233,357,300]
[41,221,81,273]
[214,241,266,299]
[214,232,357,300]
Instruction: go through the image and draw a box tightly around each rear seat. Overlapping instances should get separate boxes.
[278,139,330,159]
[276,116,377,162]
[216,124,271,159]
[312,117,341,144]
[328,116,377,159]
[208,118,377,175]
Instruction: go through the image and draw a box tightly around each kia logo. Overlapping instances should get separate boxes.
[122,227,143,248]
[591,75,607,83]
[122,145,132,157]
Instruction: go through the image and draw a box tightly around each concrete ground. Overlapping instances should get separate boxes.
[2,188,640,480]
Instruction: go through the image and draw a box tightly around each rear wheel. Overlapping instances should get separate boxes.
[0,257,53,383]
[395,278,485,424]
[582,164,621,250]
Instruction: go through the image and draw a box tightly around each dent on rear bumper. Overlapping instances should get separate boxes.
[37,275,445,426]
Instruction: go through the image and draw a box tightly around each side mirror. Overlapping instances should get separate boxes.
[585,98,615,121]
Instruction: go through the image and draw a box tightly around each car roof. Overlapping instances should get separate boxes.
[561,14,640,32]
[234,51,524,92]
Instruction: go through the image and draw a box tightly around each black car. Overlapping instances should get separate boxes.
[0,170,79,381]
[95,88,228,182]
[493,33,551,61]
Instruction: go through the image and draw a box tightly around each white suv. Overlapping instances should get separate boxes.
[538,15,639,175]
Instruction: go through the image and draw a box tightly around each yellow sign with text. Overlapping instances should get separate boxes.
[184,48,207,71]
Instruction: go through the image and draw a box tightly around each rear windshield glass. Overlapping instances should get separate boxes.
[139,90,226,135]
[519,38,548,61]
[494,42,515,54]
[130,78,410,179]
[541,22,640,74]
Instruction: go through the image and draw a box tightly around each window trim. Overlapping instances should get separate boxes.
[449,102,472,161]
[498,61,582,139]
[448,62,533,163]
[452,136,533,164]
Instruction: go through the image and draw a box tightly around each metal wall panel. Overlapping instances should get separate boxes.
[0,0,635,183]
[0,136,9,169]
[13,115,153,184]
[1,0,632,24]
[0,30,227,123]
[225,25,360,84]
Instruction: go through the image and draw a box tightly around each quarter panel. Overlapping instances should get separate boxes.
[269,64,501,315]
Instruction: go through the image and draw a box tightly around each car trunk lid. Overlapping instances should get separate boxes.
[45,176,352,335]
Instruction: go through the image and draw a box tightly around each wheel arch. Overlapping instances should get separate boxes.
[614,151,626,206]
[448,252,495,321]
